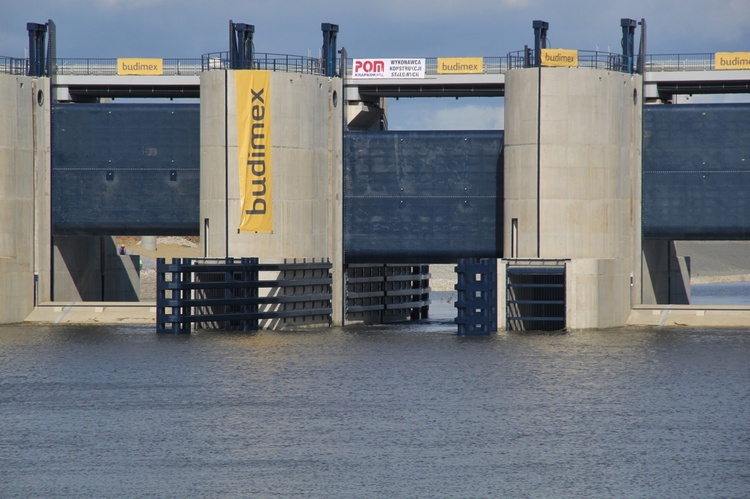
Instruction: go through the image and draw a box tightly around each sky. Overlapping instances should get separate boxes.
[2,0,749,129]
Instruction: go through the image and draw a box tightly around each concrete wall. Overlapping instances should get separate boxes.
[0,74,51,323]
[641,239,690,305]
[52,236,140,301]
[200,70,344,325]
[502,67,642,329]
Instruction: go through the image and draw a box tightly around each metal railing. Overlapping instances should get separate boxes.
[0,52,742,77]
[51,57,203,76]
[0,54,322,76]
[0,56,28,75]
[507,49,630,72]
[643,53,715,72]
[201,51,325,75]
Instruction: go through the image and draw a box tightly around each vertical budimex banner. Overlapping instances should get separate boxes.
[236,70,272,232]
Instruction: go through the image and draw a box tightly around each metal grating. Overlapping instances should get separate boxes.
[157,257,332,333]
[345,263,431,324]
[506,263,566,331]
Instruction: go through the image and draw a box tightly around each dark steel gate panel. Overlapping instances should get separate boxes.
[643,103,750,239]
[52,103,199,235]
[344,130,503,263]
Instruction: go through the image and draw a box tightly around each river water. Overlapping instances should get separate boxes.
[1,293,749,498]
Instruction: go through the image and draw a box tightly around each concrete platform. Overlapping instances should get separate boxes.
[26,302,156,325]
[628,305,750,328]
[25,302,750,329]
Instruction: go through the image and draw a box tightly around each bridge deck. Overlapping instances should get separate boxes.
[53,74,200,101]
[0,52,743,101]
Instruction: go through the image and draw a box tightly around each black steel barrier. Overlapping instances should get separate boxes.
[156,257,332,333]
[505,261,566,331]
[345,264,430,324]
[455,258,497,335]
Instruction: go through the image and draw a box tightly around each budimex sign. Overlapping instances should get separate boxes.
[541,49,579,67]
[437,57,484,74]
[117,58,163,75]
[236,70,273,233]
[715,52,750,70]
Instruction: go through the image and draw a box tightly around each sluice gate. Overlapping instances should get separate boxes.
[343,130,503,263]
[345,264,431,324]
[51,103,200,236]
[505,261,567,331]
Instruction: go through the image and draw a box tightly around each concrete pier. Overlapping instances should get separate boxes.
[0,74,51,323]
[200,70,344,325]
[501,67,642,329]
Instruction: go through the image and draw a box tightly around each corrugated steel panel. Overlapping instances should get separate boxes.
[344,130,502,263]
[51,103,199,235]
[643,103,750,239]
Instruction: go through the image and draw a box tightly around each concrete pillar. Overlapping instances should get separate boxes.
[52,236,104,301]
[641,239,690,304]
[141,235,157,251]
[502,67,642,329]
[52,236,141,302]
[0,74,50,323]
[200,70,344,325]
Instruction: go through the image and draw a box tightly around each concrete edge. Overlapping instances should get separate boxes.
[23,302,750,329]
[627,305,750,328]
[26,302,156,325]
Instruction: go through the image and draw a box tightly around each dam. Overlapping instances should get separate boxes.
[4,18,750,330]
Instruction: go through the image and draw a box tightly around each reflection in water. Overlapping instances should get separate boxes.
[1,300,749,497]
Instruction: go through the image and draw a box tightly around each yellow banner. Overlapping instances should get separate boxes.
[541,49,579,67]
[236,70,273,233]
[117,58,163,75]
[715,52,750,70]
[437,57,484,74]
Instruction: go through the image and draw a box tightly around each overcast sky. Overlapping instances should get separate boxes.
[2,0,749,128]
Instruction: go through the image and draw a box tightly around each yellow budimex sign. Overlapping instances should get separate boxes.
[117,58,163,75]
[715,52,750,70]
[437,57,484,74]
[236,70,273,233]
[541,49,579,67]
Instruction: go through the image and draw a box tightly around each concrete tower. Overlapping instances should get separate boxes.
[502,66,643,329]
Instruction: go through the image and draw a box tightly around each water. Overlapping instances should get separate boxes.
[1,294,749,498]
[692,281,750,305]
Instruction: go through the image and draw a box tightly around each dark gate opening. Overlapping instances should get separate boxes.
[506,261,566,331]
[345,263,431,324]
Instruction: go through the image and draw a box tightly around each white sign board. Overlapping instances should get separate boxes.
[352,58,425,78]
